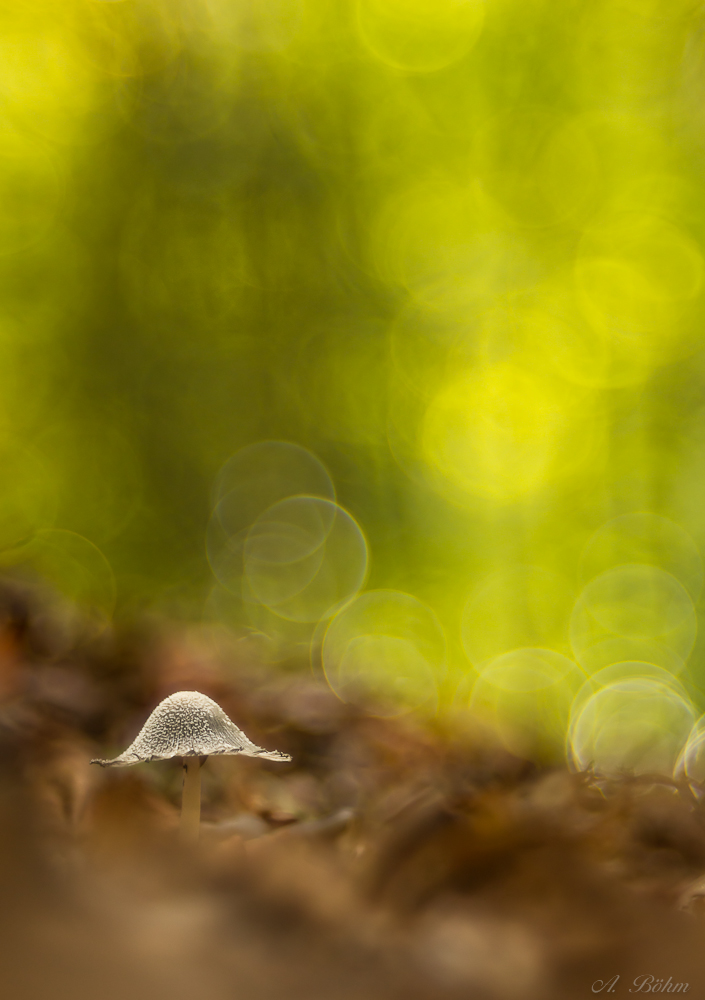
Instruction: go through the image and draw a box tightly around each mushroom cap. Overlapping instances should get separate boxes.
[91,690,292,766]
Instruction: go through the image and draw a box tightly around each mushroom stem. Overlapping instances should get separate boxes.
[180,756,203,843]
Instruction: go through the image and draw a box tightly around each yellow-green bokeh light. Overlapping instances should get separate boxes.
[0,0,702,768]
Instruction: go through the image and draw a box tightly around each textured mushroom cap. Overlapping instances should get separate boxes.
[91,691,292,766]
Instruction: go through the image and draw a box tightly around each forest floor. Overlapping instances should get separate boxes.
[0,575,703,1000]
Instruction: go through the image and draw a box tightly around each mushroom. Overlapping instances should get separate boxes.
[91,690,291,842]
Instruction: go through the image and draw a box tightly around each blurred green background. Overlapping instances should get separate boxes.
[3,0,705,763]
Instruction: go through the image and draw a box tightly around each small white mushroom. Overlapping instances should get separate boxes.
[91,690,291,842]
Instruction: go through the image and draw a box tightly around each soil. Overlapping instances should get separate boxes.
[0,577,702,1000]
